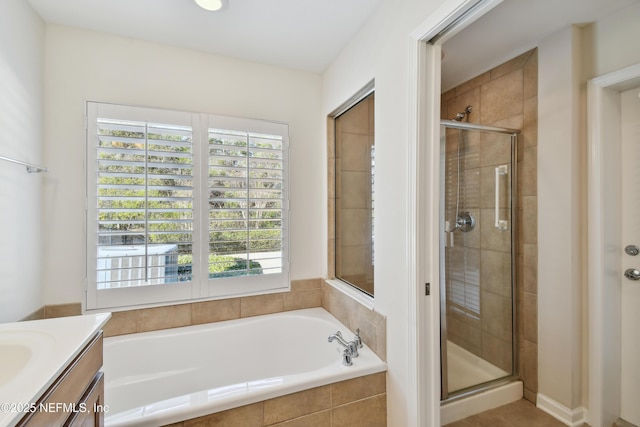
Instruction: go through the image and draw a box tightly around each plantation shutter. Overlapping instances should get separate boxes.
[94,117,194,289]
[207,127,285,280]
[86,102,289,310]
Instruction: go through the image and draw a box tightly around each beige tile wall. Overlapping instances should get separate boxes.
[20,279,387,363]
[441,49,538,402]
[102,278,323,337]
[321,281,387,361]
[21,303,82,321]
[164,372,386,427]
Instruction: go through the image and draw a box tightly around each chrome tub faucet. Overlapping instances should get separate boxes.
[328,330,363,366]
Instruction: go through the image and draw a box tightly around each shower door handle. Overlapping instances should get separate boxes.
[495,165,509,231]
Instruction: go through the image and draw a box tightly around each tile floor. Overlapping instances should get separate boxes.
[443,399,586,427]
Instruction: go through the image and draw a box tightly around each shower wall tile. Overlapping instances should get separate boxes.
[492,114,524,134]
[455,71,490,97]
[480,291,512,343]
[490,50,534,81]
[480,70,524,124]
[442,88,456,102]
[524,50,539,101]
[480,208,512,252]
[481,331,513,373]
[523,291,538,343]
[522,340,538,392]
[448,87,480,123]
[523,244,538,294]
[524,97,538,148]
[447,315,482,357]
[442,47,537,403]
[521,196,537,245]
[480,133,512,167]
[480,250,512,297]
[522,146,537,196]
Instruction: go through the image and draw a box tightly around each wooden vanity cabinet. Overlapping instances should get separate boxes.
[17,332,105,427]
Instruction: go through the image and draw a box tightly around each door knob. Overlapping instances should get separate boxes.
[624,268,640,281]
[625,245,639,256]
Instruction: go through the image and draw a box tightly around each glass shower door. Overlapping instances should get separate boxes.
[439,121,518,399]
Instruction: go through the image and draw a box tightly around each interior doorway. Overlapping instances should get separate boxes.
[587,63,640,427]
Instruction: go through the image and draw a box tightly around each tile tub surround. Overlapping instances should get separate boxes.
[21,302,82,321]
[441,48,538,402]
[19,279,388,362]
[102,278,324,337]
[162,372,387,427]
[321,280,387,361]
[101,278,387,363]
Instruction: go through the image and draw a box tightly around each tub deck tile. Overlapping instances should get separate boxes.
[268,410,331,427]
[183,402,263,427]
[263,385,331,425]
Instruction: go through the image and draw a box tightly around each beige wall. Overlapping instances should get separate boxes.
[41,25,324,307]
[0,0,45,322]
[441,49,538,401]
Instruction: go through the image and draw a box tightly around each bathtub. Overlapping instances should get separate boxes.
[102,307,386,426]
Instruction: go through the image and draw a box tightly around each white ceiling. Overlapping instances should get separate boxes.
[26,0,640,81]
[26,0,384,73]
[441,0,640,91]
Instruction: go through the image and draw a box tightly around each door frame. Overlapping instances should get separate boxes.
[587,62,640,427]
[407,0,504,425]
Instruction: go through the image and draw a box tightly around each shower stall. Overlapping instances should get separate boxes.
[439,118,519,401]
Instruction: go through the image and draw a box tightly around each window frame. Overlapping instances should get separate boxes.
[85,102,290,310]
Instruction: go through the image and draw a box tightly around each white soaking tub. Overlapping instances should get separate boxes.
[102,307,386,426]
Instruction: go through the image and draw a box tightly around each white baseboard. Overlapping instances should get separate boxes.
[537,393,587,427]
[440,381,523,425]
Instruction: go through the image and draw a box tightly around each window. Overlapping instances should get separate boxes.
[86,103,289,310]
[333,92,375,296]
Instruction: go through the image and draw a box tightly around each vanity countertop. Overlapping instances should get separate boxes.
[0,313,111,427]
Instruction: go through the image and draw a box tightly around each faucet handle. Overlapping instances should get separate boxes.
[342,348,353,366]
[353,328,363,348]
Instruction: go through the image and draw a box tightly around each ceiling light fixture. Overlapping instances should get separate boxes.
[194,0,226,12]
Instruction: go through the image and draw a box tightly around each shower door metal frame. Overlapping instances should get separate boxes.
[439,120,519,401]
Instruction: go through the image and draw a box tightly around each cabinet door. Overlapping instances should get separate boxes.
[65,373,104,427]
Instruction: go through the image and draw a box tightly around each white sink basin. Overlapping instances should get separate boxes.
[0,331,55,388]
[0,345,31,386]
[0,313,110,427]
